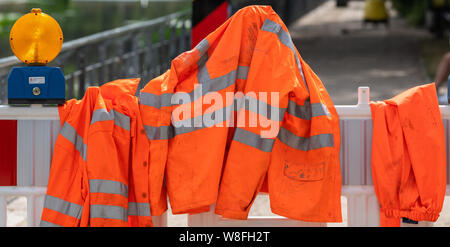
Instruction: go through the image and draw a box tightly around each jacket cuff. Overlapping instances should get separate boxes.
[381,208,440,225]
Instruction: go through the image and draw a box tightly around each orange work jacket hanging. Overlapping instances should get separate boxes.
[139,5,342,222]
[370,83,447,227]
[40,78,156,227]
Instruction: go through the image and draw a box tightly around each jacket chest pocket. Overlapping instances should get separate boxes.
[283,160,325,182]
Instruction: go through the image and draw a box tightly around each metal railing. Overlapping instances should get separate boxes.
[0,10,192,104]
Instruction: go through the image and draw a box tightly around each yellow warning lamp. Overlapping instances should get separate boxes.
[8,8,66,104]
[10,8,63,65]
[363,0,389,24]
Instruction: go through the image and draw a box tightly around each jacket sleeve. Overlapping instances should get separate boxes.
[371,83,446,226]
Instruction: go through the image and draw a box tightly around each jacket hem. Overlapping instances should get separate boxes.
[214,207,249,220]
[271,207,343,223]
[170,198,216,215]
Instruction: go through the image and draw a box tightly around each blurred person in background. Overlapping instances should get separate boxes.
[434,46,450,103]
[434,51,450,90]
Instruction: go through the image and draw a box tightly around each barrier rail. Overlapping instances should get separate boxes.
[0,87,448,227]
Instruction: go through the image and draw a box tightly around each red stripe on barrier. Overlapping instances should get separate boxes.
[0,120,17,186]
[191,1,229,48]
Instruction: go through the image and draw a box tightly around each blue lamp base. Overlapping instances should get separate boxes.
[7,66,66,105]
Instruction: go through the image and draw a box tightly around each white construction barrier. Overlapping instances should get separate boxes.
[0,87,449,227]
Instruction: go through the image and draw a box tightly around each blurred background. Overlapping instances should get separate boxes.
[0,0,190,58]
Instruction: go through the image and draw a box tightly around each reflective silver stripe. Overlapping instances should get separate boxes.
[144,39,210,109]
[237,95,286,122]
[171,38,238,105]
[171,98,285,137]
[237,66,249,80]
[171,69,237,105]
[91,108,114,124]
[195,39,209,76]
[139,92,159,108]
[144,125,173,140]
[173,103,234,136]
[200,68,237,92]
[145,74,238,107]
[198,52,209,68]
[173,124,211,136]
[287,100,330,120]
[128,202,151,217]
[139,66,239,109]
[277,127,334,151]
[90,108,130,131]
[40,220,63,227]
[60,122,87,161]
[113,110,130,131]
[43,195,83,220]
[90,204,128,221]
[233,128,275,152]
[260,17,281,33]
[89,179,128,198]
[195,38,209,55]
[197,63,211,83]
[261,18,308,91]
[139,92,173,109]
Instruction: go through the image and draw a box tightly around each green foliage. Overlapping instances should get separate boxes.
[391,0,427,26]
[0,13,21,37]
[25,0,71,13]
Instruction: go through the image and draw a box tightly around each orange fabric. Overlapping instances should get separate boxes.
[370,83,446,227]
[41,78,156,227]
[118,90,161,226]
[262,62,342,222]
[139,5,342,222]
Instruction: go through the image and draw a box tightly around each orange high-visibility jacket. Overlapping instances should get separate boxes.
[370,83,446,227]
[41,79,157,227]
[139,5,342,222]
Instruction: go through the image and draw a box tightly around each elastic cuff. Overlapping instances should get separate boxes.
[381,208,440,224]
